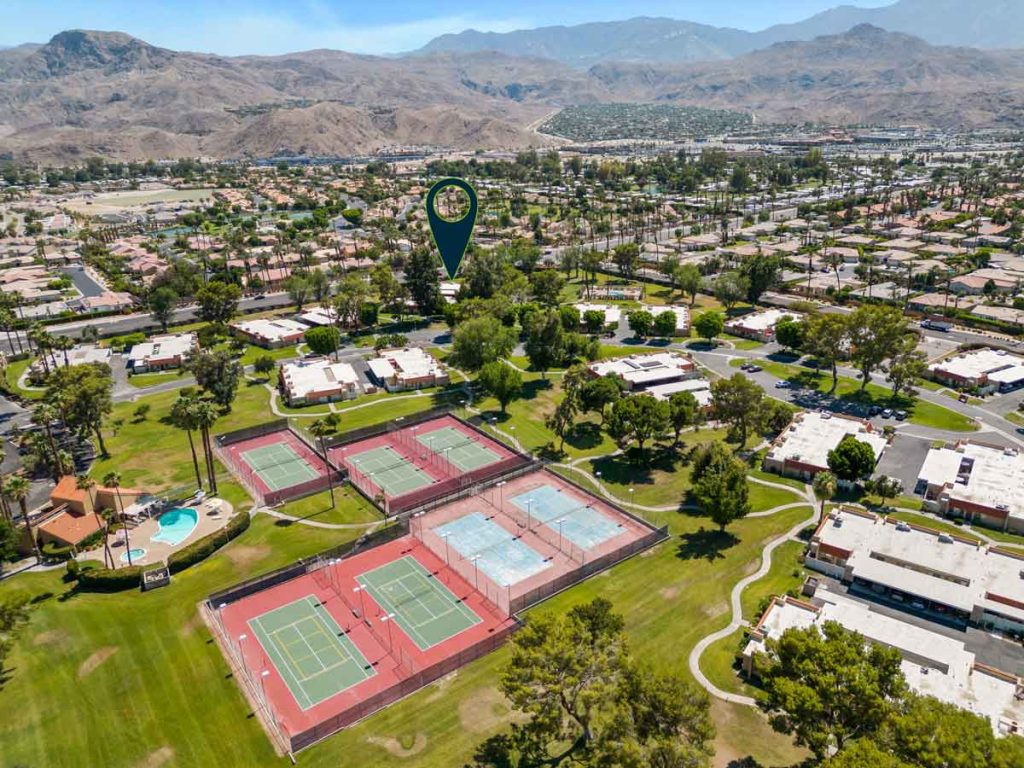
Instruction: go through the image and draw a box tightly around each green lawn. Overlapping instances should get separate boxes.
[127,369,190,388]
[3,356,45,400]
[731,358,977,433]
[273,487,381,526]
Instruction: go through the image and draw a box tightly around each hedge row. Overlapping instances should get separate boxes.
[167,510,251,574]
[76,563,145,592]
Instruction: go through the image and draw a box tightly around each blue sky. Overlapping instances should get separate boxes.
[1,1,894,55]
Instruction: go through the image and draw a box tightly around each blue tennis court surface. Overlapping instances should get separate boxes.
[510,485,623,549]
[433,512,551,586]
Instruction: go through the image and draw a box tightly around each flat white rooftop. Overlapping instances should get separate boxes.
[766,411,887,472]
[281,359,359,400]
[371,347,444,380]
[574,303,621,325]
[746,590,1024,737]
[918,441,1024,525]
[297,306,335,327]
[814,509,1024,625]
[929,348,1024,385]
[645,378,712,407]
[589,352,695,387]
[725,308,799,333]
[36,344,110,369]
[232,317,310,343]
[127,333,196,365]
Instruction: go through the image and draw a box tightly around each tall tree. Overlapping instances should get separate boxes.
[308,415,340,508]
[803,313,850,393]
[170,392,204,491]
[148,286,178,331]
[102,471,132,567]
[693,311,724,344]
[668,390,701,447]
[740,253,782,303]
[478,362,523,414]
[606,395,670,460]
[405,247,442,314]
[690,441,750,530]
[524,309,565,379]
[450,316,516,371]
[186,349,242,411]
[812,471,837,523]
[482,599,714,767]
[192,400,220,493]
[848,306,908,390]
[46,363,113,458]
[759,621,908,760]
[710,374,765,447]
[827,435,878,483]
[195,281,242,326]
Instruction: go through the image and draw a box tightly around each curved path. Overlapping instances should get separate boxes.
[686,483,818,706]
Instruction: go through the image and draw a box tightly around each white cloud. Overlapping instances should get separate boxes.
[159,13,533,56]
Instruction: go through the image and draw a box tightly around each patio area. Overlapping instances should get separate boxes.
[81,496,235,568]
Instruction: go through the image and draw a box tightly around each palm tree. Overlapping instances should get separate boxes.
[76,474,110,568]
[31,402,64,482]
[812,471,838,525]
[103,471,132,567]
[309,414,340,508]
[170,393,203,491]
[5,474,38,559]
[192,400,220,494]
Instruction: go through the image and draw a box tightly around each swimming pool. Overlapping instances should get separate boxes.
[151,507,199,546]
[120,548,146,563]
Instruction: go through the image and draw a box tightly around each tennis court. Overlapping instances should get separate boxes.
[356,555,482,650]
[415,427,499,472]
[240,442,321,492]
[249,595,375,711]
[433,511,551,586]
[348,445,434,497]
[510,485,623,549]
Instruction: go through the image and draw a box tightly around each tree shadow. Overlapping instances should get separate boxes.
[564,422,603,452]
[676,527,740,562]
[766,350,801,364]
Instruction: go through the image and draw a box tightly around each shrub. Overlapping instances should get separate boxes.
[77,565,144,592]
[41,541,74,562]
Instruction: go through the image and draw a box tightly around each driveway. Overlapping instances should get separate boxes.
[873,433,934,492]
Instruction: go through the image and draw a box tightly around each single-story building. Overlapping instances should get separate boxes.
[927,348,1024,394]
[231,318,311,348]
[367,347,449,392]
[588,352,697,391]
[280,358,361,406]
[725,308,799,342]
[762,411,888,480]
[127,333,197,372]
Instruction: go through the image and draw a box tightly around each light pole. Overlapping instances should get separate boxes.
[353,585,367,619]
[440,532,451,565]
[381,612,395,649]
[525,498,533,531]
[238,633,249,675]
[629,487,635,507]
[471,555,481,589]
[260,669,271,708]
[556,517,566,553]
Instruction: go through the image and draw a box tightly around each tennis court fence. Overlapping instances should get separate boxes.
[497,498,587,565]
[212,424,343,508]
[288,620,517,753]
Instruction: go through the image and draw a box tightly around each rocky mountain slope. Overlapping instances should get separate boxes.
[418,1,1024,66]
[4,26,1024,162]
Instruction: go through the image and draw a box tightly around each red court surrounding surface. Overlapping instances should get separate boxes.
[410,468,657,615]
[220,428,333,500]
[329,414,521,507]
[216,535,515,751]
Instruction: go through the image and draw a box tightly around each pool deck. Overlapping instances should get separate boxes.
[80,498,235,568]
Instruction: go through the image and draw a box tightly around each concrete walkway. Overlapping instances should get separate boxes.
[686,482,818,706]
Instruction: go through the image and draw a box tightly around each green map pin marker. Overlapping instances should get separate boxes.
[426,177,477,279]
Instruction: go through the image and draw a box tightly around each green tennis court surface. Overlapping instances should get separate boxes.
[240,442,320,491]
[348,446,434,496]
[415,427,499,472]
[357,556,482,650]
[249,596,375,711]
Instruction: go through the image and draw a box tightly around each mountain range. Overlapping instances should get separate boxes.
[4,15,1024,163]
[419,0,1024,66]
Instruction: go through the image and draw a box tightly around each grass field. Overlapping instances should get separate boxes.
[0,342,822,768]
[3,356,44,400]
[730,358,977,433]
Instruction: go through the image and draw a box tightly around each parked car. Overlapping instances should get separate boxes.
[868,405,883,416]
[748,365,762,373]
[894,410,908,421]
[881,409,894,419]
[775,380,791,389]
